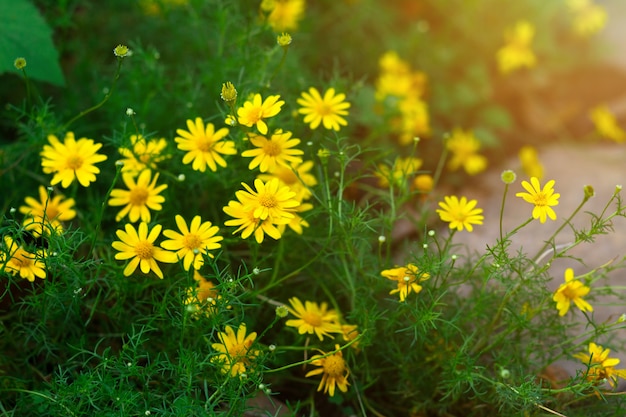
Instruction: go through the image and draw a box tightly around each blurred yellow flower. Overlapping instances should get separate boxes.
[568,0,607,37]
[211,323,259,377]
[261,0,305,32]
[590,105,625,143]
[376,156,423,188]
[20,186,76,236]
[518,146,544,180]
[160,215,223,271]
[242,130,303,172]
[305,345,350,397]
[0,236,46,282]
[108,170,167,223]
[175,118,236,172]
[118,134,168,176]
[436,196,484,232]
[285,297,341,340]
[573,342,626,388]
[497,20,536,74]
[237,93,284,135]
[381,263,430,302]
[446,129,487,175]
[184,271,220,317]
[111,222,177,279]
[297,87,350,131]
[515,177,560,223]
[553,268,593,316]
[40,132,108,188]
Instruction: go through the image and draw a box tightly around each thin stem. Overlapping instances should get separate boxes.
[62,58,124,131]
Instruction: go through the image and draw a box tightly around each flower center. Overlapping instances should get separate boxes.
[316,102,333,116]
[45,206,60,220]
[197,137,215,153]
[263,140,282,157]
[302,311,323,327]
[183,233,202,250]
[323,355,346,376]
[561,284,579,300]
[258,193,278,208]
[134,241,154,260]
[247,107,262,123]
[130,188,149,206]
[66,155,84,170]
[534,192,548,207]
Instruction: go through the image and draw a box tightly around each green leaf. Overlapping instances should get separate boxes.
[0,0,65,86]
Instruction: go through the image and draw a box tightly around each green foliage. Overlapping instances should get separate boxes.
[0,0,65,86]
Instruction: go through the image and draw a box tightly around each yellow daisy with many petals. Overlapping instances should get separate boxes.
[108,170,167,223]
[436,196,484,232]
[160,215,223,270]
[573,342,626,388]
[19,185,76,236]
[111,222,177,279]
[211,323,259,377]
[305,345,350,397]
[0,236,46,282]
[297,87,350,131]
[237,94,284,135]
[446,129,487,176]
[285,297,341,341]
[515,177,560,223]
[381,263,430,302]
[242,130,303,172]
[40,132,108,188]
[553,268,593,316]
[175,118,236,172]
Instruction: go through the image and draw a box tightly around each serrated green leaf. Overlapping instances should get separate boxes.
[0,0,65,86]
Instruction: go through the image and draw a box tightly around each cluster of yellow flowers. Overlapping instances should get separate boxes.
[375,51,430,145]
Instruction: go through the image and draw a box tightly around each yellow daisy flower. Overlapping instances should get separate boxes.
[236,178,299,222]
[111,222,177,279]
[305,344,350,397]
[0,236,46,282]
[40,132,108,188]
[257,160,317,202]
[160,215,223,271]
[277,202,312,235]
[496,20,537,74]
[175,118,236,172]
[260,0,305,32]
[297,87,350,131]
[285,297,341,341]
[19,185,76,236]
[108,170,167,223]
[118,134,168,175]
[436,196,484,232]
[446,129,487,176]
[211,323,259,377]
[237,94,284,135]
[515,177,560,223]
[573,342,626,388]
[223,200,282,244]
[380,263,430,302]
[241,130,303,172]
[553,268,593,316]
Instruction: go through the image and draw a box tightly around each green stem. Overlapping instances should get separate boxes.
[532,193,591,264]
[62,58,124,131]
